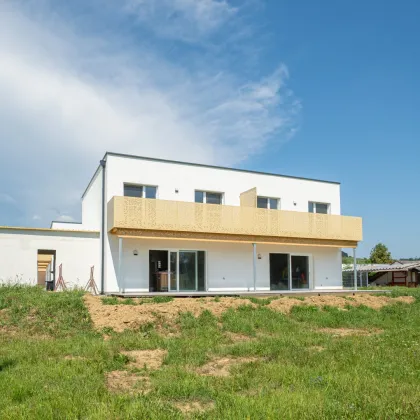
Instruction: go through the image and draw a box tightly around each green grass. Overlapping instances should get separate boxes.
[151,296,174,304]
[101,296,120,305]
[0,285,420,418]
[241,296,278,306]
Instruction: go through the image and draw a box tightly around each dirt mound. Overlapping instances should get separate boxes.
[268,298,306,313]
[84,294,414,333]
[318,328,383,337]
[121,349,167,370]
[173,400,215,415]
[106,370,151,394]
[195,356,260,377]
[268,294,415,314]
[84,294,254,332]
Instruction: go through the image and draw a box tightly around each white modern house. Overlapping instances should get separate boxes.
[0,152,363,294]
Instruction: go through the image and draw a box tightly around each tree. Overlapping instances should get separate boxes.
[369,243,392,264]
[342,256,370,265]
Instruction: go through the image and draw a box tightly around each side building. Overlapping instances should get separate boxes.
[0,152,363,293]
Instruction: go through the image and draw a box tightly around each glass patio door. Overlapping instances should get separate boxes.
[291,256,309,289]
[179,251,197,291]
[269,253,290,290]
[169,252,178,292]
[167,250,205,292]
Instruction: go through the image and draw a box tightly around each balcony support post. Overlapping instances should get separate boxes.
[118,237,124,293]
[353,247,357,291]
[253,243,257,291]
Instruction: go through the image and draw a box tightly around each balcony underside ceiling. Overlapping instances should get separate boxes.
[110,228,359,248]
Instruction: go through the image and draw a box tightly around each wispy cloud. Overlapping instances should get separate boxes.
[0,0,300,226]
[124,0,237,41]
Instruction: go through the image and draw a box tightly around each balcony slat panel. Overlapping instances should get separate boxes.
[108,197,363,242]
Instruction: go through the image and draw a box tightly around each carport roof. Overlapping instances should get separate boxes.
[343,262,420,273]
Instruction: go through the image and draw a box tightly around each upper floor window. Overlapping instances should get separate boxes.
[124,184,157,199]
[308,201,330,214]
[257,196,279,210]
[195,190,223,205]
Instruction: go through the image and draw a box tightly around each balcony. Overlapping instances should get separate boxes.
[108,196,362,247]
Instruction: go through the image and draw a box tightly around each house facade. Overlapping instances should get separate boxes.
[0,152,363,293]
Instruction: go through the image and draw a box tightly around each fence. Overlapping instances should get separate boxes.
[342,271,369,288]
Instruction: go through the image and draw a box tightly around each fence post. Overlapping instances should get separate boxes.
[353,248,357,291]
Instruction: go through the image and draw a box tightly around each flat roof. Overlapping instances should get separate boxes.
[50,220,82,229]
[0,226,99,235]
[106,152,340,184]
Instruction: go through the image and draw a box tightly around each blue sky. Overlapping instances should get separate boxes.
[0,0,418,258]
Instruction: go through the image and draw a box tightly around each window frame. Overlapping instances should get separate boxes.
[257,196,280,210]
[194,190,224,205]
[123,183,158,199]
[269,252,313,290]
[151,248,207,292]
[308,201,330,214]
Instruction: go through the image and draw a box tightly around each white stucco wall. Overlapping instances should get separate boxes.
[51,222,84,230]
[104,154,341,214]
[81,167,103,231]
[0,229,100,288]
[105,238,342,293]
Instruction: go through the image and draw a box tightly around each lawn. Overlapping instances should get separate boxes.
[0,286,419,419]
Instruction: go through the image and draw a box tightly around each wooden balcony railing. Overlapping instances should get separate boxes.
[108,197,363,244]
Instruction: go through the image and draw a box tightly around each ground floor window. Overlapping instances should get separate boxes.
[270,253,310,290]
[149,249,206,292]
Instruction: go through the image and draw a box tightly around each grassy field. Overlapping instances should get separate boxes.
[0,286,420,419]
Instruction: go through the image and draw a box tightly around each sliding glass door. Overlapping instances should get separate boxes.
[169,252,178,291]
[291,255,309,289]
[179,251,197,291]
[163,250,206,292]
[270,254,310,290]
[269,254,289,290]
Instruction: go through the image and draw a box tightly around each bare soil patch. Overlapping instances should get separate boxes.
[106,370,151,394]
[64,355,87,361]
[268,295,415,314]
[173,400,215,415]
[156,323,181,338]
[84,294,254,332]
[225,332,256,343]
[0,324,19,337]
[121,349,167,370]
[0,324,50,340]
[195,356,260,377]
[317,328,383,337]
[309,346,326,352]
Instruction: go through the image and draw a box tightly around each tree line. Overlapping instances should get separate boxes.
[343,243,393,265]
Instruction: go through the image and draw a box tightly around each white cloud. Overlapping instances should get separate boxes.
[124,0,237,41]
[0,1,300,226]
[32,215,41,221]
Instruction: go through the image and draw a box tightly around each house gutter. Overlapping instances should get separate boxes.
[100,159,106,294]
